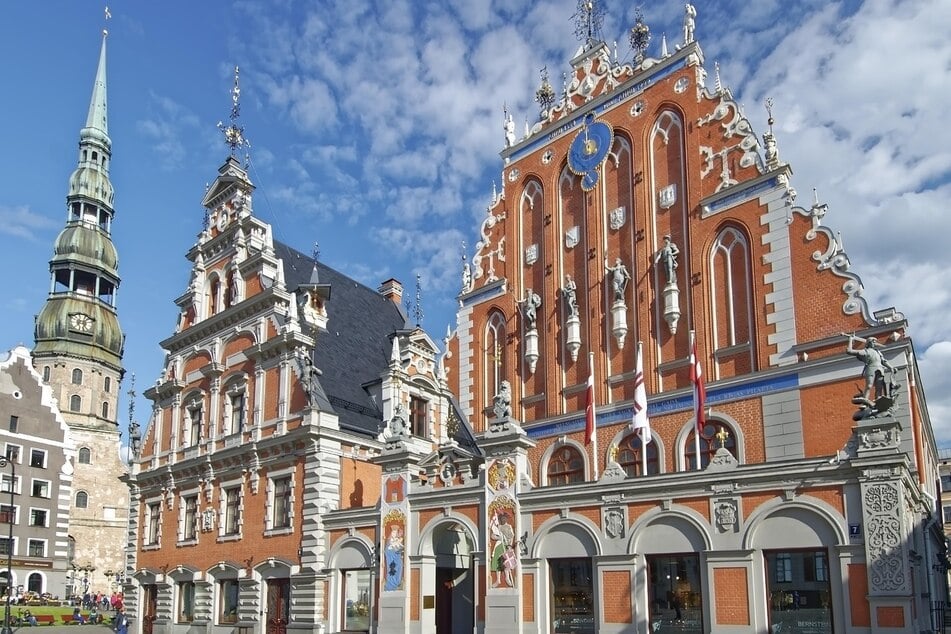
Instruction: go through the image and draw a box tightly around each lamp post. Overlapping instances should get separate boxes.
[0,455,15,634]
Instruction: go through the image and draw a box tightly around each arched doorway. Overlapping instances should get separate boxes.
[536,521,601,634]
[431,522,475,634]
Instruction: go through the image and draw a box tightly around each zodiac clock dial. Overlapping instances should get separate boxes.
[567,113,613,191]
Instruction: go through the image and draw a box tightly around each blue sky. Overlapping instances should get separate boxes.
[2,0,950,444]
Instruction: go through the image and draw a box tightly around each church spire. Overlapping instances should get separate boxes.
[83,30,110,147]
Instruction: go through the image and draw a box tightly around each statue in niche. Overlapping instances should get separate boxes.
[521,289,542,330]
[655,235,680,285]
[493,380,512,421]
[562,275,579,317]
[605,257,631,302]
[844,333,898,416]
[382,404,409,440]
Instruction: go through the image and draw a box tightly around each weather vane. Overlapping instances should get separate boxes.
[765,97,775,134]
[573,0,604,48]
[217,65,250,157]
[103,5,111,36]
[413,274,424,327]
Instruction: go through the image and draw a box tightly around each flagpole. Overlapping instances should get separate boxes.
[637,341,647,476]
[589,351,599,480]
[690,330,701,471]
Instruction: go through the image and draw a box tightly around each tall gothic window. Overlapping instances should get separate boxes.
[483,311,507,423]
[617,432,660,476]
[710,226,755,378]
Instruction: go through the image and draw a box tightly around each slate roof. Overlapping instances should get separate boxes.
[275,241,408,436]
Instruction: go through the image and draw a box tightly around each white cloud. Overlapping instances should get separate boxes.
[0,205,58,240]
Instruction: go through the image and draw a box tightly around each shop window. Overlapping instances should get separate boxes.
[178,581,195,623]
[684,422,737,470]
[646,553,703,632]
[765,549,833,632]
[547,446,584,486]
[342,569,371,632]
[550,558,594,633]
[219,579,239,624]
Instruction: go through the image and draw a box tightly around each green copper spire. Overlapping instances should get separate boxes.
[83,30,110,150]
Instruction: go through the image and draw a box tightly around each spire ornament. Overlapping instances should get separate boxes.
[629,8,651,66]
[534,67,556,117]
[573,0,604,49]
[217,65,250,158]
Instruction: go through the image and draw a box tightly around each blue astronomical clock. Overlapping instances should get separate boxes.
[567,113,614,191]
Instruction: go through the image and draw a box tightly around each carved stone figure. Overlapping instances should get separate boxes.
[521,289,542,330]
[655,235,680,285]
[385,404,409,439]
[493,380,512,421]
[683,3,697,45]
[504,113,517,148]
[845,334,895,409]
[562,275,579,317]
[605,257,631,302]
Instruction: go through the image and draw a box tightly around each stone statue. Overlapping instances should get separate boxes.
[504,112,517,148]
[655,235,680,285]
[605,258,631,302]
[521,288,542,330]
[562,275,579,317]
[608,443,619,465]
[683,3,697,45]
[844,334,895,408]
[493,380,512,421]
[302,356,321,406]
[462,260,472,293]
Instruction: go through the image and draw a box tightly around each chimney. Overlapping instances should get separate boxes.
[378,278,403,305]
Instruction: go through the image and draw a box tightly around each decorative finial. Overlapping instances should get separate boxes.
[534,66,556,115]
[127,373,141,461]
[103,5,111,36]
[629,7,651,65]
[661,33,668,57]
[762,97,780,171]
[413,274,424,327]
[573,0,604,49]
[714,61,722,93]
[312,241,320,262]
[217,65,250,157]
[765,97,775,134]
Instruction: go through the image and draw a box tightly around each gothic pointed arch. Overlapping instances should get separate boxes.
[482,309,507,430]
[709,223,756,379]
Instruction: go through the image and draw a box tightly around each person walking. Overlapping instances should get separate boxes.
[113,608,130,634]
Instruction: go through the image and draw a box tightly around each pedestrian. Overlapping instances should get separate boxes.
[113,608,129,634]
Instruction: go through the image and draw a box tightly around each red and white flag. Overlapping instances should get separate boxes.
[631,342,651,444]
[584,368,595,446]
[690,338,706,430]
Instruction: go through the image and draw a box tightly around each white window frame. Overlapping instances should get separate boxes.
[29,448,48,469]
[179,492,199,543]
[27,538,47,558]
[0,503,19,525]
[4,443,22,464]
[1,474,21,496]
[0,536,18,557]
[31,478,51,499]
[28,507,49,528]
[144,500,162,548]
[265,470,294,534]
[218,481,243,541]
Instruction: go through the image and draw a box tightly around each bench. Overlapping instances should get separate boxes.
[61,614,88,625]
[35,615,56,626]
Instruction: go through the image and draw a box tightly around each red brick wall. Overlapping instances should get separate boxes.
[410,568,420,621]
[522,572,535,622]
[602,570,632,623]
[338,456,381,510]
[713,567,749,625]
[877,606,904,628]
[848,563,870,627]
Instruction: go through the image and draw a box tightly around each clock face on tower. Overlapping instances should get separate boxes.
[69,312,94,334]
[567,113,614,191]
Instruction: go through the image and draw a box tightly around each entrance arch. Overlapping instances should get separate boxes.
[419,518,477,634]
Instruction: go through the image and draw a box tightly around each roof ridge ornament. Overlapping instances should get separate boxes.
[629,7,651,66]
[573,0,604,50]
[217,65,251,161]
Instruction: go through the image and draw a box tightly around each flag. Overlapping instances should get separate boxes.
[584,368,595,445]
[631,342,651,443]
[690,338,706,430]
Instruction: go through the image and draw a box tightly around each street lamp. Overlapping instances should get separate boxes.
[0,455,15,634]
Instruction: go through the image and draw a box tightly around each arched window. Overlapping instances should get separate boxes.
[78,448,91,464]
[483,311,507,420]
[69,395,81,412]
[101,402,109,419]
[617,432,660,476]
[28,572,43,594]
[710,226,755,378]
[547,445,585,485]
[209,278,221,316]
[684,421,738,470]
[43,366,51,382]
[71,368,83,385]
[75,491,88,508]
[104,376,111,393]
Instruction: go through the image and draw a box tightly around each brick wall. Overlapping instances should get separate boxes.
[713,567,749,625]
